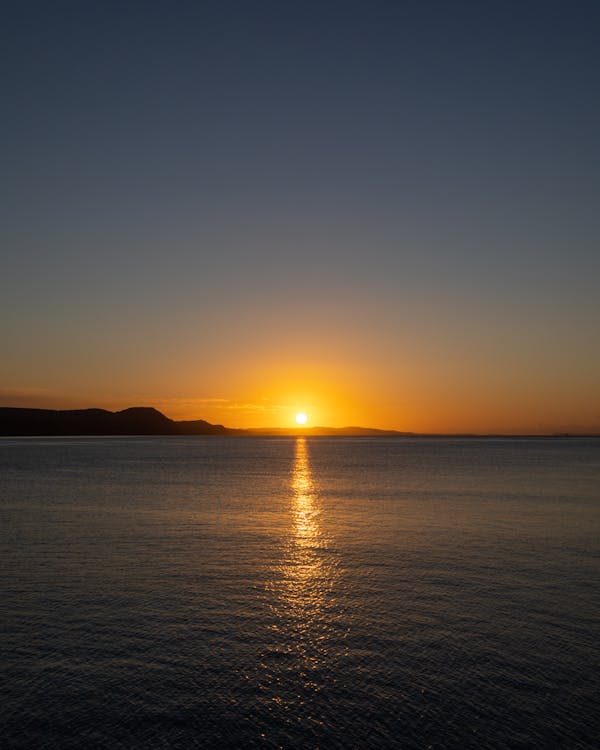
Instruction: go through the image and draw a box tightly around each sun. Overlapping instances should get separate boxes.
[295,412,308,425]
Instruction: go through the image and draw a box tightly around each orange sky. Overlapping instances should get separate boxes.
[2,273,599,433]
[2,334,599,433]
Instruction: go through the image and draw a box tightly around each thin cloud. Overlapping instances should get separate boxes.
[222,402,287,412]
[0,386,51,398]
[0,387,89,410]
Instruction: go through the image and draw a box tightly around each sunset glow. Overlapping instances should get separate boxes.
[295,412,308,425]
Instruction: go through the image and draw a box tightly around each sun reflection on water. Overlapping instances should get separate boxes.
[262,438,341,692]
[291,437,319,549]
[285,437,335,612]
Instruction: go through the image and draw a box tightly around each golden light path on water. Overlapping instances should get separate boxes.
[285,437,338,632]
[261,438,342,722]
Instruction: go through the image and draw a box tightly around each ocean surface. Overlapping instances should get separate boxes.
[1,436,599,749]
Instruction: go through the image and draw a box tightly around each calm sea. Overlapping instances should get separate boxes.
[2,436,599,749]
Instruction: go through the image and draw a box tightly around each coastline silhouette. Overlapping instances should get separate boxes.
[0,406,408,437]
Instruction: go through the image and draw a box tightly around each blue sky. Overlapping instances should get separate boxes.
[2,1,599,431]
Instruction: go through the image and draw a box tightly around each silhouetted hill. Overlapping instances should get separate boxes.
[176,419,233,435]
[0,407,235,436]
[2,407,596,437]
[0,407,410,436]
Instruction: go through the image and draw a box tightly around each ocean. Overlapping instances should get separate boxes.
[2,436,599,749]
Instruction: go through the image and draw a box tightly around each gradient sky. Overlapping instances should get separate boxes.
[2,1,599,432]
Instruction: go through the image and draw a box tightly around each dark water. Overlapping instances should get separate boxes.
[2,436,599,749]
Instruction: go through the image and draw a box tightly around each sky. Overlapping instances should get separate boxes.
[2,0,599,433]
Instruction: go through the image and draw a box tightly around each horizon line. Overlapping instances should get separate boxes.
[1,404,599,438]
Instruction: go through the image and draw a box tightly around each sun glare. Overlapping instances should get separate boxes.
[295,412,308,425]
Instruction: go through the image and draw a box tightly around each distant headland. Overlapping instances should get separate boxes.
[0,407,409,437]
[1,406,597,438]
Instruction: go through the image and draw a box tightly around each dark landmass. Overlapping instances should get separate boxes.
[0,407,408,437]
[245,425,409,436]
[1,407,598,437]
[0,407,230,436]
